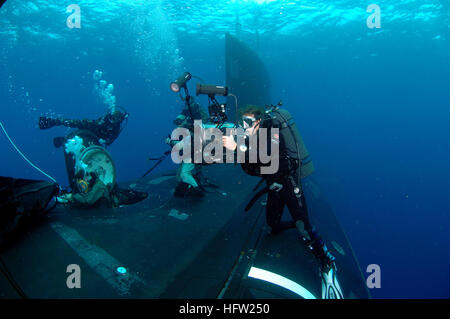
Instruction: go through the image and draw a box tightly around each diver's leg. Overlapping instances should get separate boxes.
[280,180,313,233]
[281,180,336,271]
[266,190,283,234]
[280,177,343,298]
[266,190,296,234]
[174,164,189,197]
[174,162,204,197]
[180,162,199,188]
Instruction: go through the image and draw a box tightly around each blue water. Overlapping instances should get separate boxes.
[1,0,449,298]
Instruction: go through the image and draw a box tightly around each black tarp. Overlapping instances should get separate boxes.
[0,177,59,246]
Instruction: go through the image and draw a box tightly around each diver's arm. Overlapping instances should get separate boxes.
[65,118,100,131]
[262,123,287,177]
[223,133,252,165]
[39,116,98,131]
[222,135,237,151]
[237,126,281,176]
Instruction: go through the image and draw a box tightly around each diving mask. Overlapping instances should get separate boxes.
[242,116,257,129]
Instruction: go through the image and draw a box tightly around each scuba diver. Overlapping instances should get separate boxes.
[38,109,128,148]
[165,72,234,198]
[38,108,147,208]
[222,103,344,299]
[166,96,209,198]
[177,96,209,126]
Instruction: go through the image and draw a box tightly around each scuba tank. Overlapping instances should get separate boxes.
[262,102,315,181]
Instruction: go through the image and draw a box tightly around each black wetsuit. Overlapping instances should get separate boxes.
[240,115,334,270]
[39,111,127,147]
[39,111,147,207]
[57,111,126,146]
[240,120,312,235]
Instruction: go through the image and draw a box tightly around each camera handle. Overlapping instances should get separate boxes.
[207,95,228,129]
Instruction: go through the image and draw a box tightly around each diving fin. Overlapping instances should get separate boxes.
[174,182,204,198]
[174,182,189,198]
[114,188,148,206]
[321,266,344,299]
[295,221,343,299]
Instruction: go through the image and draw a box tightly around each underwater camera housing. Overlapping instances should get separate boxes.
[170,73,238,165]
[195,84,241,164]
[196,83,229,127]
